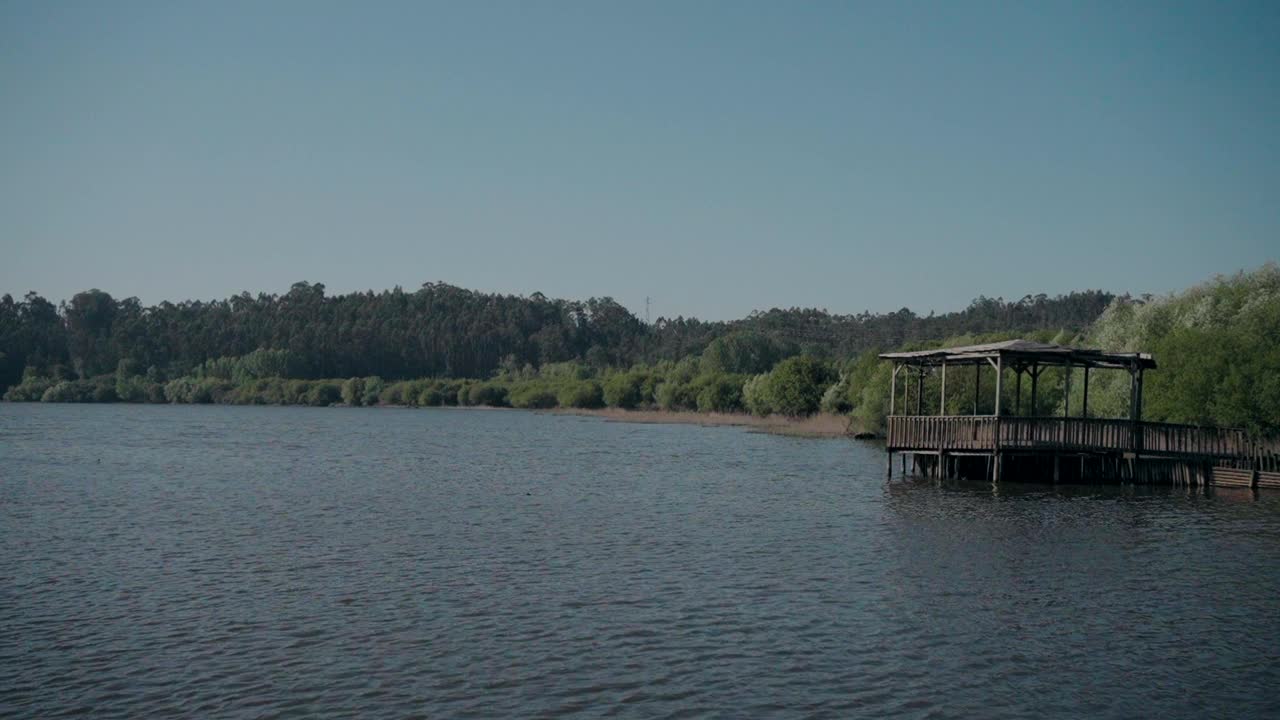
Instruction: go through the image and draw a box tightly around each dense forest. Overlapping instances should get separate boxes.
[0,282,1112,392]
[2,266,1277,435]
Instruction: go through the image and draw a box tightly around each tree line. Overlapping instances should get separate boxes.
[0,281,1114,394]
[3,267,1277,435]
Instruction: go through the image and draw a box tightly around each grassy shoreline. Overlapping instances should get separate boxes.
[547,407,856,439]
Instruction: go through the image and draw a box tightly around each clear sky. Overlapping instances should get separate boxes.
[2,1,1277,320]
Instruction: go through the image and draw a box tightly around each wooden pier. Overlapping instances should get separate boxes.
[880,340,1280,487]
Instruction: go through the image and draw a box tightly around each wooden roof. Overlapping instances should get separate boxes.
[879,339,1156,370]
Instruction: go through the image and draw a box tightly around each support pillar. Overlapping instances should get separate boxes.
[1082,366,1090,419]
[889,364,899,416]
[994,356,1003,417]
[1030,364,1040,417]
[1135,368,1144,423]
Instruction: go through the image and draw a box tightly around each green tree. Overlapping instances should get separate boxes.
[765,356,833,417]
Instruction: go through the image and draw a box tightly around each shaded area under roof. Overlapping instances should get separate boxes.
[879,339,1156,370]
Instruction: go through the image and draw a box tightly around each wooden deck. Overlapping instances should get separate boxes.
[887,415,1251,458]
[886,415,1279,486]
[878,341,1276,486]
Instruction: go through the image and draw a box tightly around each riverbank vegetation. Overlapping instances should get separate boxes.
[2,265,1276,434]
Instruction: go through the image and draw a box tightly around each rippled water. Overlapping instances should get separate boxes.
[2,404,1279,718]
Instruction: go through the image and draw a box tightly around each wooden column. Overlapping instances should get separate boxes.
[889,364,898,415]
[1030,364,1039,417]
[1082,366,1090,419]
[994,356,1003,417]
[1135,368,1144,423]
[1128,365,1138,422]
[993,355,1003,482]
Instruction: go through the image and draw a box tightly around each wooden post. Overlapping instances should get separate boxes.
[939,361,947,416]
[1082,366,1090,419]
[993,356,1003,481]
[994,356,1003,417]
[886,451,893,478]
[1030,364,1039,417]
[1135,368,1144,423]
[1132,369,1140,423]
[890,363,899,416]
[1128,363,1140,453]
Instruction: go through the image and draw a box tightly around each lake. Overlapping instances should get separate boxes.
[2,403,1278,718]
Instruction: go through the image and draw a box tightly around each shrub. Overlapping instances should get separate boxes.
[558,380,604,409]
[452,381,473,406]
[164,377,198,403]
[361,377,385,406]
[766,356,833,417]
[466,382,509,407]
[379,382,413,406]
[696,375,744,413]
[341,377,365,406]
[742,373,773,416]
[418,386,445,406]
[41,380,98,403]
[820,375,853,414]
[144,383,167,403]
[205,379,235,404]
[509,384,559,409]
[655,380,698,411]
[306,382,342,407]
[91,378,118,403]
[281,380,312,405]
[603,373,643,409]
[3,377,53,402]
[539,362,589,381]
[115,375,147,403]
[439,381,464,406]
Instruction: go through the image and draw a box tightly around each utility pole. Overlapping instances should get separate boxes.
[645,296,652,325]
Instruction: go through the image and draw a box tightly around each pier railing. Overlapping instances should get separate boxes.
[887,415,1253,459]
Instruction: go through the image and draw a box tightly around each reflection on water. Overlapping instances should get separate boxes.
[2,404,1278,718]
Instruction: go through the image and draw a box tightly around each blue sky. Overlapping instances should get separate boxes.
[2,1,1277,320]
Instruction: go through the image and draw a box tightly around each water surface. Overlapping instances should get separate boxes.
[2,404,1278,718]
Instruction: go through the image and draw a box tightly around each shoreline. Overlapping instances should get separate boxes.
[547,407,858,439]
[3,399,872,440]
